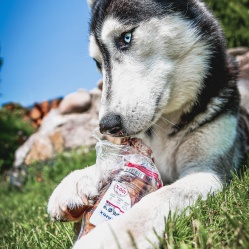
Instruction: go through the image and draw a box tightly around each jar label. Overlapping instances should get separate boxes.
[89,181,131,226]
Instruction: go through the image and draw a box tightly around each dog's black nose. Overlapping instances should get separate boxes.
[99,113,123,136]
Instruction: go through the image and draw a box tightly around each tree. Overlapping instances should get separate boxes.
[204,0,249,48]
[0,106,34,173]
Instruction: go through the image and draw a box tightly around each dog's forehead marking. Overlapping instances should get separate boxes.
[90,18,130,60]
[89,34,101,61]
[101,17,133,44]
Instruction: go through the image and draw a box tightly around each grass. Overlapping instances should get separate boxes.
[158,170,249,249]
[0,106,35,172]
[0,148,249,249]
[0,149,96,249]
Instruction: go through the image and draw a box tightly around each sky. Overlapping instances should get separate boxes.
[0,0,101,107]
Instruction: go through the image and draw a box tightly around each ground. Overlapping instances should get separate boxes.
[0,149,248,249]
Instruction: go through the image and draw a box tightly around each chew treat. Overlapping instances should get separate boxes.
[77,137,162,238]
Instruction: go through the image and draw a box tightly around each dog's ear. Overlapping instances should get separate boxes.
[87,0,97,10]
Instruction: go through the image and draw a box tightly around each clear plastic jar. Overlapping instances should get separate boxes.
[77,137,162,238]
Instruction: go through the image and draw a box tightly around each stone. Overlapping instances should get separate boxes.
[25,136,54,165]
[97,79,103,91]
[14,134,37,167]
[236,50,249,112]
[14,89,101,167]
[227,47,249,57]
[51,98,62,109]
[29,107,42,120]
[50,131,64,153]
[237,52,249,80]
[40,101,50,116]
[59,89,92,114]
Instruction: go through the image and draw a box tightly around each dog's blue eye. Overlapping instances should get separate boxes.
[124,32,132,44]
[116,31,134,50]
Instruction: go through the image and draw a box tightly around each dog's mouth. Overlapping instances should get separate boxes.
[104,129,143,138]
[101,126,145,138]
[104,129,126,137]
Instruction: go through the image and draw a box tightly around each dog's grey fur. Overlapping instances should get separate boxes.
[47,1,249,248]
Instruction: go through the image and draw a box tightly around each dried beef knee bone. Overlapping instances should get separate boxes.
[121,137,153,158]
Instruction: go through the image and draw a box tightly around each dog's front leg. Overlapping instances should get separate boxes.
[73,172,222,249]
[47,165,101,221]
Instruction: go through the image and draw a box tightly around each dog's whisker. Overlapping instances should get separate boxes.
[138,117,160,139]
[153,123,170,134]
[159,116,178,128]
[149,127,160,138]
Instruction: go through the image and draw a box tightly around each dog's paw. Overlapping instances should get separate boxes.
[47,167,99,222]
[72,193,165,249]
[72,220,132,249]
[72,217,158,249]
[47,190,88,222]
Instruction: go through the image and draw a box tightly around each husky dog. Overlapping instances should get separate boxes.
[47,0,248,248]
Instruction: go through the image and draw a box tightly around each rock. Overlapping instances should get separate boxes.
[227,47,249,57]
[26,98,63,128]
[25,136,54,165]
[14,89,101,167]
[238,79,249,111]
[97,79,103,91]
[36,118,43,127]
[236,50,249,112]
[40,101,50,116]
[14,134,37,167]
[59,113,99,148]
[51,99,61,109]
[237,52,249,79]
[59,89,92,114]
[50,131,64,153]
[29,107,42,120]
[6,165,28,190]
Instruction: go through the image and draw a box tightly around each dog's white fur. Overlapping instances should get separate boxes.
[47,1,244,248]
